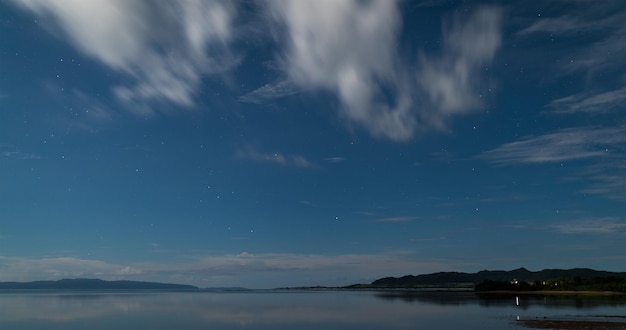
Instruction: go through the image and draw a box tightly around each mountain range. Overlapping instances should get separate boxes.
[0,278,197,290]
[3,268,626,290]
[346,268,626,288]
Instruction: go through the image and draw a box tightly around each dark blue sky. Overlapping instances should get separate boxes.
[1,0,626,288]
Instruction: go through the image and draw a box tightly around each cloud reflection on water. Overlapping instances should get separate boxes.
[2,291,626,329]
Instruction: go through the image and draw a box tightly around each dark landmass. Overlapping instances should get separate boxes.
[199,287,252,292]
[275,285,339,290]
[345,268,626,291]
[0,278,198,290]
[518,318,626,329]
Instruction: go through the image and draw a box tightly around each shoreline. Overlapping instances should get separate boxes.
[475,290,626,295]
[518,319,626,329]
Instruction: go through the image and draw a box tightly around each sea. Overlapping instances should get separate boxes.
[1,289,625,329]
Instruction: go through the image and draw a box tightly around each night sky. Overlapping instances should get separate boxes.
[1,0,626,288]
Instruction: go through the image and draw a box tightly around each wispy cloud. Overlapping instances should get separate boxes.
[2,151,42,160]
[517,16,582,36]
[262,1,502,141]
[374,216,419,223]
[519,6,626,75]
[165,251,458,287]
[236,147,316,168]
[299,200,316,207]
[581,160,626,200]
[0,256,141,282]
[417,6,502,126]
[0,253,457,288]
[502,13,626,201]
[480,126,626,200]
[264,0,414,141]
[9,1,502,141]
[550,217,626,234]
[9,0,237,114]
[2,143,42,160]
[324,157,346,164]
[239,81,301,104]
[549,87,626,114]
[519,5,626,116]
[478,126,626,165]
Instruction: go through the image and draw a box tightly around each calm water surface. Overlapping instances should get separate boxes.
[1,290,625,329]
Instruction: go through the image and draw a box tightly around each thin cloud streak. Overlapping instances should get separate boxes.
[2,151,42,160]
[480,126,626,200]
[239,81,301,104]
[324,157,346,164]
[517,16,582,35]
[479,127,626,165]
[551,217,626,234]
[520,5,626,117]
[549,87,626,114]
[236,147,316,168]
[374,216,419,223]
[581,160,626,200]
[519,5,626,76]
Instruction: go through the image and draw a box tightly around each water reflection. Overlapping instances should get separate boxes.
[1,290,625,329]
[373,290,478,305]
[0,291,473,329]
[475,293,626,310]
[374,289,626,309]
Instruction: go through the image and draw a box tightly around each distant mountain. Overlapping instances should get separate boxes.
[0,278,198,290]
[199,287,251,292]
[346,268,626,289]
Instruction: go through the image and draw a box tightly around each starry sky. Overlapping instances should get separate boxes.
[1,0,626,289]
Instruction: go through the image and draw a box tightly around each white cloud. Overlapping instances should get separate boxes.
[417,6,502,123]
[10,1,502,141]
[9,0,237,114]
[116,265,142,275]
[261,1,502,141]
[264,0,414,141]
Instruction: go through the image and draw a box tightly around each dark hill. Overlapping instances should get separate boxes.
[348,268,626,288]
[0,278,198,290]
